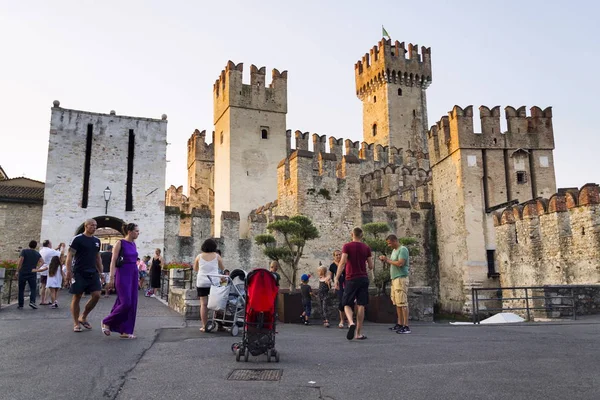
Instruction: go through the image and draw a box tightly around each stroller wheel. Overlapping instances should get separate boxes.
[231,343,239,353]
[266,349,272,363]
[235,348,241,362]
[205,321,216,333]
[244,348,249,362]
[275,350,280,363]
[231,324,240,337]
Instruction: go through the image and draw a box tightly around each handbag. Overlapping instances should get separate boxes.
[116,240,124,268]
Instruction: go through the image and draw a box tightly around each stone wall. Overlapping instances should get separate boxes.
[494,184,600,289]
[0,202,43,260]
[255,131,436,295]
[40,104,168,257]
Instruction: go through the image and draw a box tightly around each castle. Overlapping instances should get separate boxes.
[24,37,599,315]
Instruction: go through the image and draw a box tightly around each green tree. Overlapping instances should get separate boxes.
[254,215,320,288]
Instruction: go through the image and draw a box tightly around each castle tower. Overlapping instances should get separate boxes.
[427,105,556,313]
[213,61,288,237]
[186,129,214,213]
[355,39,432,154]
[41,102,168,258]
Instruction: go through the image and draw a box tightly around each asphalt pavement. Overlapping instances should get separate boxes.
[1,290,599,400]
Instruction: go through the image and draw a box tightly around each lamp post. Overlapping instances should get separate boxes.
[103,186,112,215]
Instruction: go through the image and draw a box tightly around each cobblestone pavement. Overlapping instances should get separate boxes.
[1,290,599,400]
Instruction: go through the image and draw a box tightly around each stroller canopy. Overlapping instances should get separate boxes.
[246,268,278,313]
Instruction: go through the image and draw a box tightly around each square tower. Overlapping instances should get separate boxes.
[213,62,288,237]
[41,102,168,257]
[356,39,432,154]
[427,105,556,313]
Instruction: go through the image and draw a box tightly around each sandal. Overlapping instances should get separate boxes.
[199,327,206,332]
[338,322,345,329]
[324,321,330,328]
[119,334,137,339]
[73,325,83,333]
[79,320,92,330]
[356,335,368,340]
[101,324,111,336]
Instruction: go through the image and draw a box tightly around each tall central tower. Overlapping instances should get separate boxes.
[355,39,432,153]
[213,61,288,237]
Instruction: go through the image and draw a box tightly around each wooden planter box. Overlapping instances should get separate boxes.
[366,294,397,324]
[277,290,303,323]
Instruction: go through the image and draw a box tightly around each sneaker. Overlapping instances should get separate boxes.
[50,303,58,309]
[397,326,411,334]
[304,320,310,325]
[150,294,156,298]
[389,324,402,331]
[29,302,38,309]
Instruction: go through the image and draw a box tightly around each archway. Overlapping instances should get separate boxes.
[75,216,125,251]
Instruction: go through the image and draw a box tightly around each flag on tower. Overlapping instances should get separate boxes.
[382,25,390,39]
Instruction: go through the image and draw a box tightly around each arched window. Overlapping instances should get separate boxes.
[372,123,377,136]
[398,88,402,96]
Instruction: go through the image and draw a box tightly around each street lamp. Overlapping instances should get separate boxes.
[103,186,112,215]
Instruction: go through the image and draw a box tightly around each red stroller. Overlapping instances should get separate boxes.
[232,268,280,362]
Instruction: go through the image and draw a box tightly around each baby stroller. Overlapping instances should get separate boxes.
[205,269,246,336]
[232,268,280,362]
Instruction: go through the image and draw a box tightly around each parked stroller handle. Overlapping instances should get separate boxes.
[205,274,231,286]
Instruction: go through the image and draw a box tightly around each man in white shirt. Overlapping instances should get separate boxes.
[38,240,65,305]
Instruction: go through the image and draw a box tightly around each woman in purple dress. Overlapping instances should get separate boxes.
[101,223,139,339]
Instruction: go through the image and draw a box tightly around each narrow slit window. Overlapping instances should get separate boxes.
[125,129,135,211]
[516,171,527,184]
[373,95,377,103]
[398,88,402,96]
[81,124,93,208]
[261,128,269,139]
[372,123,377,137]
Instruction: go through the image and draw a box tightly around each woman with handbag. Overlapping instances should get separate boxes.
[101,223,140,339]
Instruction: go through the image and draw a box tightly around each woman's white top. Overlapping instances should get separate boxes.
[196,253,219,288]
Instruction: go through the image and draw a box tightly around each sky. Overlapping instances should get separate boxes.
[1,0,598,191]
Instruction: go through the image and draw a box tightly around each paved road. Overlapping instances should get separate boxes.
[1,291,599,400]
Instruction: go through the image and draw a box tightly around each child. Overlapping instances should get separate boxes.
[46,256,64,308]
[60,254,69,289]
[269,261,281,287]
[137,257,148,290]
[300,274,312,325]
[317,265,331,327]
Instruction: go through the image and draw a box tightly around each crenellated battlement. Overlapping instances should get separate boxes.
[284,130,414,171]
[355,38,432,99]
[493,183,600,226]
[427,105,555,165]
[213,61,288,124]
[186,129,214,168]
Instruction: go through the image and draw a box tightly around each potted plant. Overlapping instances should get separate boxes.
[255,215,319,322]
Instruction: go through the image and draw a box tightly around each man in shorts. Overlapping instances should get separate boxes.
[380,234,411,334]
[65,219,103,332]
[335,227,373,340]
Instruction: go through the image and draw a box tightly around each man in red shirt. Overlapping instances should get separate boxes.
[335,227,374,340]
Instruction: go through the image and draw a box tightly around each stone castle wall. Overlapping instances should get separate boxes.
[254,130,435,290]
[0,202,43,260]
[494,184,600,288]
